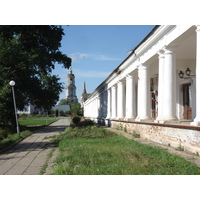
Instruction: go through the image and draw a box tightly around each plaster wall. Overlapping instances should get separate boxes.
[112,120,200,155]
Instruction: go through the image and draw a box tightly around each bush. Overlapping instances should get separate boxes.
[0,128,8,140]
[72,116,81,124]
[84,119,94,126]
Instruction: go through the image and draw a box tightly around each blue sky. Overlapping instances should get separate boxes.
[52,25,155,103]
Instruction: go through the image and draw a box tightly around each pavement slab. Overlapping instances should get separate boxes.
[0,117,70,175]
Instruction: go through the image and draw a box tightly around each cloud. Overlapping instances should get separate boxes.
[70,52,90,63]
[74,69,110,78]
[97,55,121,61]
[70,52,121,62]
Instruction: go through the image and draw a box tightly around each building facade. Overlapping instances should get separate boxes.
[66,67,78,103]
[17,103,44,115]
[84,25,200,155]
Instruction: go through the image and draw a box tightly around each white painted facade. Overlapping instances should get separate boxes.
[84,25,200,154]
[17,103,44,115]
[84,25,200,125]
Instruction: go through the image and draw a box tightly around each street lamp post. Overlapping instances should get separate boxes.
[9,80,20,135]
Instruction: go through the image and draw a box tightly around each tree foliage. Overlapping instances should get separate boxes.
[0,25,71,130]
[59,98,69,105]
[70,102,82,116]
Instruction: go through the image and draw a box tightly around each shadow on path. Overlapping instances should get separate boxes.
[0,118,70,175]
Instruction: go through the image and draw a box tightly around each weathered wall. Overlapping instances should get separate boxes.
[111,120,200,155]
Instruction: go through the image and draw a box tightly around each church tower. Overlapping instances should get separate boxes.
[66,67,78,103]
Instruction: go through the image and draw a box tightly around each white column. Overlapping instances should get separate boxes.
[97,96,100,119]
[106,89,111,119]
[162,46,177,121]
[111,85,117,119]
[156,50,165,121]
[136,64,151,121]
[137,69,141,120]
[101,93,104,119]
[102,91,106,118]
[125,74,136,120]
[117,80,125,119]
[192,26,200,126]
[95,97,98,119]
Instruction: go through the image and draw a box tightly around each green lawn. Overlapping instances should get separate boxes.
[19,117,57,126]
[51,126,200,175]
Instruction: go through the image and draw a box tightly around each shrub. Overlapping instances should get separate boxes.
[80,119,94,126]
[72,116,81,124]
[0,128,8,140]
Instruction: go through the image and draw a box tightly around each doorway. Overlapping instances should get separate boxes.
[183,83,192,120]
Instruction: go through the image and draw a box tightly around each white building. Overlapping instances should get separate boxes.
[84,25,200,155]
[17,103,44,114]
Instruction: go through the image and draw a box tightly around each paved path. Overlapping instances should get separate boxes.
[0,118,70,175]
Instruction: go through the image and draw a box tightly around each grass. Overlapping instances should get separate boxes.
[40,147,56,175]
[51,126,200,175]
[19,117,58,126]
[0,130,32,151]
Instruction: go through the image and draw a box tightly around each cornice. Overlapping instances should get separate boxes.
[134,25,176,57]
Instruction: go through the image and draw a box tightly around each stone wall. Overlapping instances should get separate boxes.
[111,120,200,155]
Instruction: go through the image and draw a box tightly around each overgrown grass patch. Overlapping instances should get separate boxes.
[51,126,200,175]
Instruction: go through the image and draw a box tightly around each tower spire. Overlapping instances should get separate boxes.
[69,66,72,74]
[82,81,87,94]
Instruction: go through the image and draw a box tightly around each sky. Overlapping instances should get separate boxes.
[52,25,155,103]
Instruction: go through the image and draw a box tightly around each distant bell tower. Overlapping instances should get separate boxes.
[66,66,78,103]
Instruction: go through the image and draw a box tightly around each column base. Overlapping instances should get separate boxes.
[116,117,125,121]
[105,118,111,127]
[190,118,200,126]
[155,116,178,124]
[135,116,152,122]
[190,121,200,126]
[124,117,135,122]
[111,117,117,120]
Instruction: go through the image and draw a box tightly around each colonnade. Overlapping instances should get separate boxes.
[84,25,200,126]
[103,45,179,123]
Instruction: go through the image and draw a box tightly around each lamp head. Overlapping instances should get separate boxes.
[185,68,191,76]
[179,71,184,79]
[9,80,15,86]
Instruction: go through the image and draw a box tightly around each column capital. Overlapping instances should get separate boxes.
[111,85,116,89]
[163,45,178,54]
[157,49,165,57]
[126,73,134,80]
[138,63,149,70]
[195,25,200,31]
[117,79,125,84]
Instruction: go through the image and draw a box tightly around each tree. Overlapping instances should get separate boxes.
[0,25,71,130]
[70,102,82,116]
[59,98,69,105]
